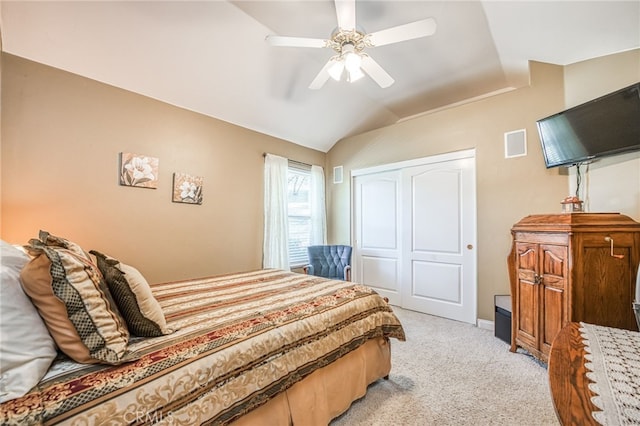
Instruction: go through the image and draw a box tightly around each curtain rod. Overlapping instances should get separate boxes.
[262,152,312,168]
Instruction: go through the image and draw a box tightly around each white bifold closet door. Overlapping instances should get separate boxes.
[352,150,477,324]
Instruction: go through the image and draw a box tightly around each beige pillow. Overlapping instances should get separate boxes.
[0,241,57,402]
[38,230,89,259]
[20,236,133,364]
[90,250,172,337]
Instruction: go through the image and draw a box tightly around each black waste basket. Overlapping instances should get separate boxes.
[494,295,511,344]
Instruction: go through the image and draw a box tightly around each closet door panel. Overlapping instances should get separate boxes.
[353,171,402,304]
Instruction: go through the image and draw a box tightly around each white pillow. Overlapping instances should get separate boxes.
[0,240,57,403]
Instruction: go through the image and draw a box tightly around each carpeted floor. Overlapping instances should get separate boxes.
[331,307,560,426]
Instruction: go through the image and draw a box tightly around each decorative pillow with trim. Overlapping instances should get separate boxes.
[0,241,57,402]
[37,230,90,260]
[90,250,173,337]
[20,233,134,365]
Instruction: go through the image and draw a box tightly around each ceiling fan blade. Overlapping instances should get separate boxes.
[335,0,356,30]
[360,55,395,88]
[367,18,437,47]
[308,59,335,90]
[265,35,327,48]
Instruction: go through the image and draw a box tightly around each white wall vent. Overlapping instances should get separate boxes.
[333,166,343,184]
[504,129,527,158]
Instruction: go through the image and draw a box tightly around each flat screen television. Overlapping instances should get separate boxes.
[536,82,640,168]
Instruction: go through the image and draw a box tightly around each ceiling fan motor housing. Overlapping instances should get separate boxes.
[329,29,371,54]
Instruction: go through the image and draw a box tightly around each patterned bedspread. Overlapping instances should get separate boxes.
[0,269,405,425]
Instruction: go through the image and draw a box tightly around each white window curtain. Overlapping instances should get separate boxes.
[263,154,290,269]
[310,165,327,245]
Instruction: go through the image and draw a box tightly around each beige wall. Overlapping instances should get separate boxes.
[564,50,640,219]
[0,53,324,284]
[326,51,640,322]
[2,50,638,322]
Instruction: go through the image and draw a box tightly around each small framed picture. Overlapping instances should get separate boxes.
[119,152,159,189]
[172,173,203,204]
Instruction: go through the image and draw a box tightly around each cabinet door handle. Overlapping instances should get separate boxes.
[604,236,625,259]
[534,274,542,285]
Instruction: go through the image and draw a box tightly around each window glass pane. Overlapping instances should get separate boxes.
[288,168,311,266]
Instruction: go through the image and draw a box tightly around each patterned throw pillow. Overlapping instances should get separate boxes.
[37,230,89,259]
[20,232,134,365]
[90,250,172,337]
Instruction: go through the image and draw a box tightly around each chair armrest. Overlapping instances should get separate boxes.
[344,265,351,282]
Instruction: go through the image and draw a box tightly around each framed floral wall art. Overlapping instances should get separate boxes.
[172,172,203,205]
[119,152,159,189]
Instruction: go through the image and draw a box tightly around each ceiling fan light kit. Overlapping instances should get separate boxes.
[329,42,365,82]
[328,59,345,81]
[265,0,436,90]
[345,60,364,82]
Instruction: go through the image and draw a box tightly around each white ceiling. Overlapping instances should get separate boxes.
[2,1,639,152]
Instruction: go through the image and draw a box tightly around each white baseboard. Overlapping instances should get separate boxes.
[477,319,494,331]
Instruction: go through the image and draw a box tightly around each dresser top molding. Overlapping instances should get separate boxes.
[511,213,640,234]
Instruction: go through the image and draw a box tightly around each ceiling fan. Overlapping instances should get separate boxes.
[265,0,437,90]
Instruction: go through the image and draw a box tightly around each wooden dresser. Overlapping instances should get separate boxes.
[507,213,640,362]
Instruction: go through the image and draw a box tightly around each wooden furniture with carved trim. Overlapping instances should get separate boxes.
[507,213,640,362]
[548,322,599,425]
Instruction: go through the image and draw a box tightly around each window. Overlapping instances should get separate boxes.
[287,163,311,267]
[263,153,325,270]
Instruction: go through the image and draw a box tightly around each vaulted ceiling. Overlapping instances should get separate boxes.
[2,1,639,152]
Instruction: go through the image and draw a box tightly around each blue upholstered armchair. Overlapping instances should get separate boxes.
[303,245,352,281]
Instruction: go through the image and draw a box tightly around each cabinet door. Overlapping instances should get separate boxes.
[572,232,638,330]
[539,244,567,356]
[514,242,538,349]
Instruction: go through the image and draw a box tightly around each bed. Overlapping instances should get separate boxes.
[549,322,640,425]
[0,234,405,425]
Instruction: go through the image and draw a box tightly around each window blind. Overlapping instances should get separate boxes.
[287,163,311,267]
